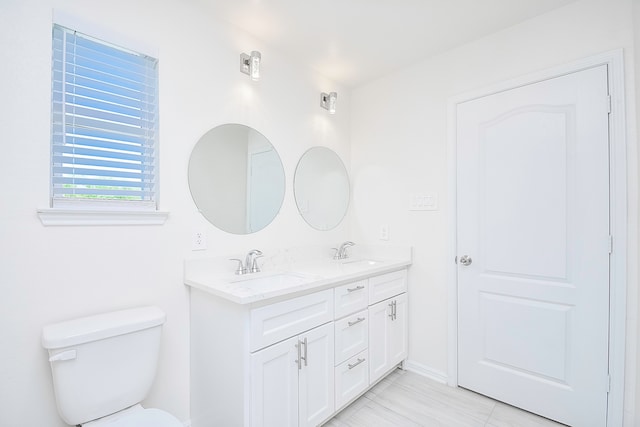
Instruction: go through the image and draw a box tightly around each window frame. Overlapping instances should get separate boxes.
[39,16,167,226]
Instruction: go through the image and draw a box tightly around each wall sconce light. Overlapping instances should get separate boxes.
[320,92,337,114]
[240,51,261,81]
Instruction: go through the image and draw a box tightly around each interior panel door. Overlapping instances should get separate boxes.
[456,65,610,426]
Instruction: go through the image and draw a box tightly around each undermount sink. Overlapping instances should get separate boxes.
[340,259,382,266]
[229,272,318,292]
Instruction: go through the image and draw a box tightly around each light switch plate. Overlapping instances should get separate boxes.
[409,193,438,211]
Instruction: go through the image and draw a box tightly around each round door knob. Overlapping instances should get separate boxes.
[459,255,472,266]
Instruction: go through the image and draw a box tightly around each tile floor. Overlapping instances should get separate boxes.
[323,369,567,427]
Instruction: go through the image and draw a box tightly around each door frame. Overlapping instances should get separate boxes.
[446,50,627,426]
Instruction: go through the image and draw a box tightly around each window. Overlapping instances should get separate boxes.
[51,24,158,210]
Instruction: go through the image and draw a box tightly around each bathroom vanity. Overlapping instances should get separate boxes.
[185,248,410,427]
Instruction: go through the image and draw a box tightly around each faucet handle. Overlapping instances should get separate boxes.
[229,258,245,275]
[331,248,340,260]
[251,255,264,273]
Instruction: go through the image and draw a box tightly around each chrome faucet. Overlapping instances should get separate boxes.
[245,249,263,273]
[333,241,355,260]
[230,249,263,275]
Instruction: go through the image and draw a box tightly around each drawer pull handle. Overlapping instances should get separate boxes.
[347,285,365,292]
[348,358,366,370]
[348,317,366,327]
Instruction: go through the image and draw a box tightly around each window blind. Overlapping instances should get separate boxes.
[51,24,158,208]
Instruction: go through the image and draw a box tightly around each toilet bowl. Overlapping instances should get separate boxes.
[42,307,182,427]
[83,405,182,427]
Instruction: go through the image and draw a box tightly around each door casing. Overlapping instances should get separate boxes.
[446,50,627,427]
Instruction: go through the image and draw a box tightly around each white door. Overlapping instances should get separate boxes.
[456,65,610,426]
[251,337,299,427]
[247,148,284,232]
[298,323,335,427]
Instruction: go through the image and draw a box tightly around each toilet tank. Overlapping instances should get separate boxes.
[42,307,166,426]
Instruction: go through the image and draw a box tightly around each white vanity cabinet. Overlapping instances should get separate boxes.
[188,265,409,427]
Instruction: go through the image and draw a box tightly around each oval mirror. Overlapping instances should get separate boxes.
[294,147,350,231]
[188,124,285,234]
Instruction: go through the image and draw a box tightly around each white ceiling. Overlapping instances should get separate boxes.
[197,0,579,88]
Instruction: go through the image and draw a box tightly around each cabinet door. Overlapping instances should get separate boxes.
[368,293,408,384]
[388,293,408,366]
[368,298,391,384]
[251,337,299,427]
[299,322,335,427]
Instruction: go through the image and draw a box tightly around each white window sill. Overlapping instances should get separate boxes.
[37,208,169,226]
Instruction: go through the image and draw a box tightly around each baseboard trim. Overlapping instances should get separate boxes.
[403,360,448,384]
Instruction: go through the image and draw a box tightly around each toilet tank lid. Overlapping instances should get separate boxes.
[42,306,166,349]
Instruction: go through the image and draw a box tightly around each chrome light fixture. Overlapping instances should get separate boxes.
[320,92,337,114]
[240,51,261,81]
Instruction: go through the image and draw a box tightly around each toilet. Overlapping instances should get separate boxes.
[42,306,182,427]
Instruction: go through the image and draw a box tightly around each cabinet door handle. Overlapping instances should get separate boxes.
[393,300,397,320]
[388,300,397,320]
[295,341,302,370]
[348,357,366,370]
[347,285,365,292]
[301,337,308,367]
[348,317,366,327]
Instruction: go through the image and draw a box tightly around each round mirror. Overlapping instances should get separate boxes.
[188,124,285,234]
[294,147,350,231]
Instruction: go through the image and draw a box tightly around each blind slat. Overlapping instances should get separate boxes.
[53,166,154,181]
[58,136,153,155]
[60,125,152,146]
[53,177,150,187]
[54,83,155,111]
[67,31,153,68]
[66,104,151,129]
[63,115,154,141]
[57,145,153,163]
[53,188,153,198]
[67,42,153,77]
[52,155,153,172]
[64,93,151,118]
[64,75,151,104]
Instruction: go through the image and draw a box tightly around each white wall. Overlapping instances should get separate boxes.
[0,0,350,425]
[349,0,639,422]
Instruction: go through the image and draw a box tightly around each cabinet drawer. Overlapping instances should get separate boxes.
[369,269,407,305]
[334,280,368,319]
[335,350,369,410]
[334,310,368,365]
[250,289,334,352]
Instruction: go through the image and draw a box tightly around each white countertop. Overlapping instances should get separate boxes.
[184,245,412,305]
